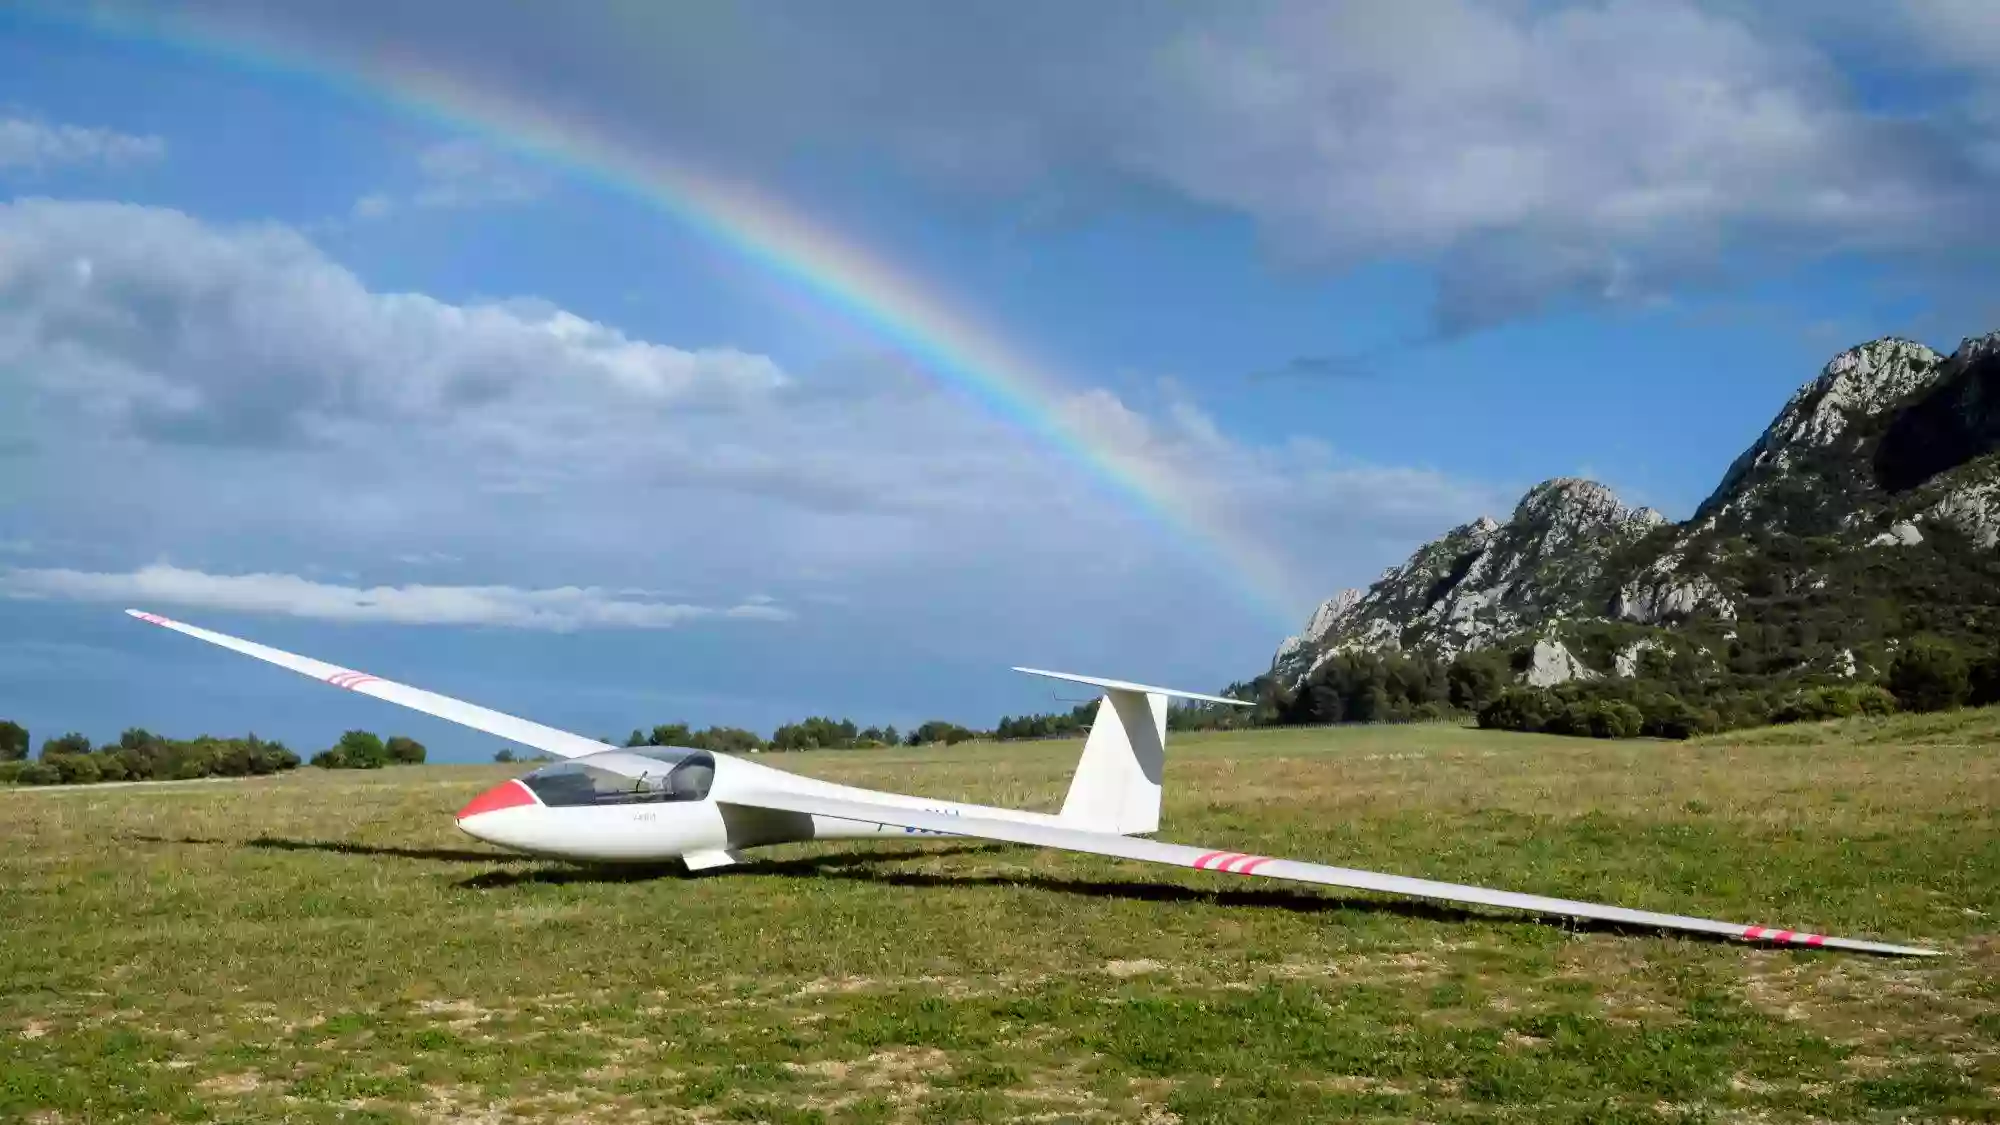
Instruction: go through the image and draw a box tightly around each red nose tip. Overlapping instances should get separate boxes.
[457,779,537,820]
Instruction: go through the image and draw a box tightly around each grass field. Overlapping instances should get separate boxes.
[2,715,1996,1124]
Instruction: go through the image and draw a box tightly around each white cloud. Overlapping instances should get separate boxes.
[0,199,789,450]
[0,115,165,172]
[1102,0,1985,329]
[350,138,547,221]
[1,563,791,630]
[350,192,394,220]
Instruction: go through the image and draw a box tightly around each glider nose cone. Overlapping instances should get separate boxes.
[456,779,537,826]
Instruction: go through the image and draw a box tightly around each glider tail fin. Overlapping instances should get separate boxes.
[1009,668,1253,836]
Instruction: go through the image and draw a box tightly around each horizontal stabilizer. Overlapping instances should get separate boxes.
[1010,667,1253,706]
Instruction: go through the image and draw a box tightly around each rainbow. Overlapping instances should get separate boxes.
[28,3,1312,630]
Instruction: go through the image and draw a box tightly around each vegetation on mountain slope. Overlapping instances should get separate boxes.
[1252,330,2000,740]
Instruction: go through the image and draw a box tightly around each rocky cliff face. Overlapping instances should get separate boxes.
[1270,331,2000,691]
[1692,338,1945,536]
[1271,478,1663,684]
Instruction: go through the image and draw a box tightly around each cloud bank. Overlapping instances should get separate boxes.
[0,197,1504,625]
[2,563,791,630]
[114,0,2000,331]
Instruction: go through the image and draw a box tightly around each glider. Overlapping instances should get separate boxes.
[124,609,1937,957]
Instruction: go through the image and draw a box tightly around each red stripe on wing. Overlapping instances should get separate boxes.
[325,670,381,690]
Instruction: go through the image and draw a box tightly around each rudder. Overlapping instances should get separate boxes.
[1060,688,1168,834]
[1010,667,1251,836]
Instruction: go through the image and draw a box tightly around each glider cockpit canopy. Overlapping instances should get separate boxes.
[517,747,717,807]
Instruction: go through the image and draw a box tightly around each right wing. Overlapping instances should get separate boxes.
[125,609,613,760]
[720,788,1939,957]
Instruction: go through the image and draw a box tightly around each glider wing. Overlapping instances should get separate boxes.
[721,788,1938,957]
[123,609,612,760]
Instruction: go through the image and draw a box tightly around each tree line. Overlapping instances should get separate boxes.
[564,690,1273,762]
[0,722,428,786]
[0,725,302,785]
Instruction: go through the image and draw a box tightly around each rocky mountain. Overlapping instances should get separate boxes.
[1270,331,2000,694]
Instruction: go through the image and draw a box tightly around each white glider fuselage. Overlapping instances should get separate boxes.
[453,747,1061,865]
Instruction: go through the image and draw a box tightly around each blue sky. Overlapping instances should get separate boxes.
[3,1,1999,761]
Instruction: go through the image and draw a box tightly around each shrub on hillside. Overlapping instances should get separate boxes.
[1633,693,1702,740]
[1772,684,1899,724]
[1589,700,1646,739]
[1477,688,1553,733]
[1446,651,1508,711]
[1887,637,1970,713]
[1968,651,2000,708]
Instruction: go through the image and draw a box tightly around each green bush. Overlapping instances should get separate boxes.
[1446,651,1507,711]
[1853,684,1899,716]
[315,730,393,769]
[14,761,58,785]
[1968,652,2000,707]
[1477,688,1553,733]
[1542,700,1586,737]
[1774,684,1901,723]
[46,752,101,785]
[1589,700,1645,739]
[1635,693,1701,739]
[1887,637,1970,713]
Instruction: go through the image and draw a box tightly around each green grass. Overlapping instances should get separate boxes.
[1,717,1995,1123]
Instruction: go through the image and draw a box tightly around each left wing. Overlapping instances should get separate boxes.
[124,609,612,760]
[721,788,1938,957]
